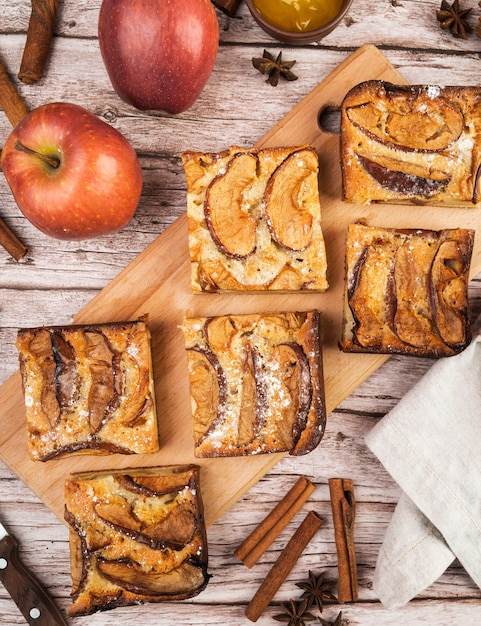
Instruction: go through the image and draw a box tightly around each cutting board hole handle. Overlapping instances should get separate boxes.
[318,105,341,135]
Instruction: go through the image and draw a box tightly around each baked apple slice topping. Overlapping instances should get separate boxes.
[186,347,227,445]
[392,240,433,348]
[430,238,470,348]
[114,351,152,426]
[237,346,266,446]
[51,331,78,411]
[25,330,61,428]
[115,469,195,498]
[97,559,208,597]
[94,501,142,536]
[204,152,258,258]
[87,362,116,432]
[348,245,394,348]
[269,343,312,449]
[264,149,315,251]
[140,506,197,548]
[94,500,196,551]
[356,154,451,197]
[204,315,236,354]
[345,96,464,152]
[204,315,267,447]
[83,330,117,432]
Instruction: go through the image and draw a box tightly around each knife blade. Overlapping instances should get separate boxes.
[0,520,68,625]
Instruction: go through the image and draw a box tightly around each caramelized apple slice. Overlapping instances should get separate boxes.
[83,329,116,362]
[346,97,463,151]
[267,264,305,290]
[95,501,195,550]
[141,506,196,547]
[115,351,152,426]
[269,343,312,449]
[87,363,115,432]
[204,315,236,354]
[264,149,315,251]
[197,259,247,291]
[97,559,208,598]
[237,346,267,446]
[95,502,141,534]
[116,468,195,497]
[430,239,469,348]
[356,154,451,197]
[393,240,433,348]
[348,246,393,348]
[83,330,117,431]
[51,331,78,411]
[205,316,267,446]
[186,348,227,444]
[356,152,450,182]
[204,152,258,258]
[21,329,60,428]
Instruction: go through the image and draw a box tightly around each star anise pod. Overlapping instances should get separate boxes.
[296,570,338,613]
[252,50,298,87]
[436,0,472,39]
[319,610,343,626]
[273,598,316,626]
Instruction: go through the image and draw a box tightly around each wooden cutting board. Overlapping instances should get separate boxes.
[1,45,481,528]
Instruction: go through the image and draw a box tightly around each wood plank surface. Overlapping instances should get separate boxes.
[2,1,481,624]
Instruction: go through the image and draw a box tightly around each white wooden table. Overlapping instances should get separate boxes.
[2,0,481,624]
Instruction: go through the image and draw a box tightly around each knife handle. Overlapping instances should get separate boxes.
[0,534,68,625]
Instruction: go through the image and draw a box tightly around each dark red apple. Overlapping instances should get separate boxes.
[98,0,219,114]
[1,102,142,240]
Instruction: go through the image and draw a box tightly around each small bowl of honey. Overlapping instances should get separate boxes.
[245,0,353,44]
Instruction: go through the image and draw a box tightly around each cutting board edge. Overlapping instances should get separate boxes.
[204,453,285,527]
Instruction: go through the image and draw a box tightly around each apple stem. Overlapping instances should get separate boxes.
[14,140,60,169]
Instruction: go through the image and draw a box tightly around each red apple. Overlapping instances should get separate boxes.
[98,0,219,114]
[1,102,142,240]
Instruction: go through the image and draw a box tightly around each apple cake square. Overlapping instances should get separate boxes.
[181,145,329,292]
[340,222,474,357]
[182,310,326,457]
[65,464,209,616]
[16,317,159,461]
[340,80,481,206]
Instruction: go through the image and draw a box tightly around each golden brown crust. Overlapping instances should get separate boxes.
[16,318,158,461]
[182,311,326,457]
[65,465,209,617]
[181,145,328,292]
[341,222,474,357]
[340,81,481,206]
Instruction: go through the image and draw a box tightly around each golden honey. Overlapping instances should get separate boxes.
[252,0,344,33]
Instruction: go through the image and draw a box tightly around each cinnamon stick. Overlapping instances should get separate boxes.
[245,510,324,622]
[19,0,59,84]
[211,0,243,17]
[0,59,29,259]
[0,57,29,127]
[0,217,27,261]
[235,476,315,568]
[329,478,358,603]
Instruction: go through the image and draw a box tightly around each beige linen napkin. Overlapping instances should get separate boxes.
[365,333,481,609]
